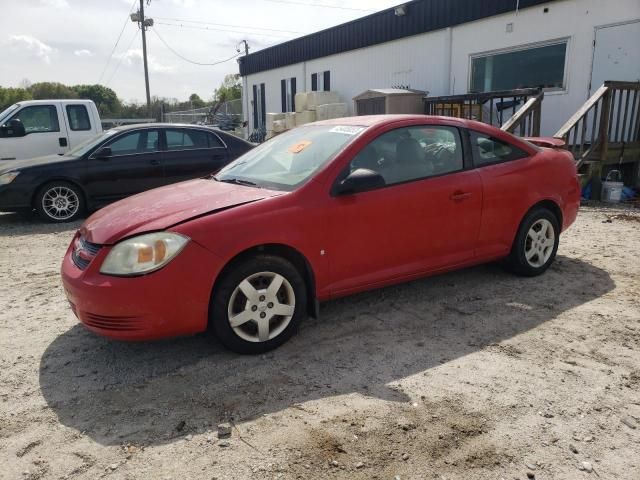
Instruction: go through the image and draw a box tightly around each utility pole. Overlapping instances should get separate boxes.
[238,40,250,134]
[239,39,249,56]
[131,1,153,115]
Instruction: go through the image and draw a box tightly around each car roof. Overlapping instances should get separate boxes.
[110,123,225,132]
[312,114,487,129]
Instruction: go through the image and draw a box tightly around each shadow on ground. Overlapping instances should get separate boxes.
[0,212,83,237]
[39,255,614,446]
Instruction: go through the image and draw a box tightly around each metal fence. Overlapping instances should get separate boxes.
[162,99,243,129]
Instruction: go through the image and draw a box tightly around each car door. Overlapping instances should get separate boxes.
[160,128,228,184]
[84,128,164,204]
[467,130,533,259]
[63,103,96,149]
[324,124,482,295]
[0,103,68,160]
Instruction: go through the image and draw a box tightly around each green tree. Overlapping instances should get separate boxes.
[188,93,206,109]
[0,87,32,111]
[213,74,241,103]
[28,82,78,100]
[72,84,121,116]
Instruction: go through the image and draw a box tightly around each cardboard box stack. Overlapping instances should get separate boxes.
[264,91,348,139]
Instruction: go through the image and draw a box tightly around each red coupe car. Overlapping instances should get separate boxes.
[61,115,580,353]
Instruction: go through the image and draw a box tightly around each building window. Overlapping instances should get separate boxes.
[470,40,568,93]
[281,77,297,112]
[252,83,266,129]
[311,71,331,91]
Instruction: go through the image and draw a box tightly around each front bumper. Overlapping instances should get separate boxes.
[61,233,224,341]
[0,183,34,211]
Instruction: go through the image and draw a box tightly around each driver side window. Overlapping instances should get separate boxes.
[9,105,60,134]
[348,125,463,186]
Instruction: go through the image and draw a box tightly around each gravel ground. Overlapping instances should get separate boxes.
[0,204,639,480]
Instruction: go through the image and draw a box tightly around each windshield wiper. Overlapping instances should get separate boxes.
[216,177,259,187]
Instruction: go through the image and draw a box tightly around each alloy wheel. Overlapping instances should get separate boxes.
[42,186,80,221]
[227,271,296,343]
[524,218,555,268]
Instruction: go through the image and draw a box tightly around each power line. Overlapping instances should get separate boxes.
[151,27,241,66]
[154,21,296,38]
[97,0,138,84]
[104,29,140,87]
[263,0,374,12]
[153,16,305,35]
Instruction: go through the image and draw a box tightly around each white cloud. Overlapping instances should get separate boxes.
[6,34,56,64]
[40,0,69,8]
[74,49,93,57]
[116,48,175,73]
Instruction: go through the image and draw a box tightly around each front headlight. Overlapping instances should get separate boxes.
[0,171,19,185]
[100,232,189,276]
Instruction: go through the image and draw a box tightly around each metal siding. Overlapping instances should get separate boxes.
[238,0,558,76]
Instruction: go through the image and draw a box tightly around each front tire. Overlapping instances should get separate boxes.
[35,181,85,223]
[210,255,308,354]
[506,208,559,277]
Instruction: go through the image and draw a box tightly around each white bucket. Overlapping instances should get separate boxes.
[601,170,623,203]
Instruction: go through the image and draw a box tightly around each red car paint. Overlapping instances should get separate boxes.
[61,115,580,341]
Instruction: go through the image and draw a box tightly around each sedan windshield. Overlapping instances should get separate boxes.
[66,129,118,157]
[215,125,364,191]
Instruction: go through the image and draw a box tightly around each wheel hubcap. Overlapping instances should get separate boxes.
[524,219,555,268]
[227,271,295,343]
[42,186,79,220]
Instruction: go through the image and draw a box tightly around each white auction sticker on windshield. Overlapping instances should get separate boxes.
[329,126,365,135]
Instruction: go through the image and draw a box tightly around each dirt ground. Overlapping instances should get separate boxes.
[0,204,639,480]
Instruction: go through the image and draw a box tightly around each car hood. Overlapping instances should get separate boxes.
[0,154,78,174]
[80,179,284,245]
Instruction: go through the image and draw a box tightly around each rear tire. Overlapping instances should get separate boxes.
[35,181,85,223]
[210,255,308,354]
[506,207,559,277]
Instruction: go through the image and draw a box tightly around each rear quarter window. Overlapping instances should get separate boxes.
[66,105,91,131]
[469,131,529,166]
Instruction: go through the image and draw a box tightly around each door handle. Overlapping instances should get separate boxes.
[59,137,68,147]
[150,159,160,166]
[450,191,473,201]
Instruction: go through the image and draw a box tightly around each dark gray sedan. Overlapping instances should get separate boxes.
[0,123,254,222]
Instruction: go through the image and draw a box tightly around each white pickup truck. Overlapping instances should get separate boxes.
[0,99,102,161]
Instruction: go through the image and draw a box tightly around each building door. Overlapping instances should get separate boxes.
[590,20,640,95]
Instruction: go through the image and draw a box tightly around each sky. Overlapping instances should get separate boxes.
[0,0,402,104]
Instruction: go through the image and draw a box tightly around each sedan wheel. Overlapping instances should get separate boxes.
[210,255,307,354]
[506,207,559,277]
[524,219,555,268]
[35,182,85,223]
[228,272,296,343]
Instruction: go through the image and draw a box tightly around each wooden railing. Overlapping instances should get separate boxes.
[500,92,544,137]
[423,88,543,131]
[554,81,640,169]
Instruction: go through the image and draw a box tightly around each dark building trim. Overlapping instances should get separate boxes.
[238,0,557,77]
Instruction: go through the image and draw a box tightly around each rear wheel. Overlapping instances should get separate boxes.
[35,181,85,223]
[506,208,559,276]
[210,255,307,354]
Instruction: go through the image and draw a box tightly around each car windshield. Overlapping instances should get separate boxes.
[215,125,364,191]
[66,129,119,157]
[0,104,20,124]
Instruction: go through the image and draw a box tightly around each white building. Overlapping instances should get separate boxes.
[239,0,640,137]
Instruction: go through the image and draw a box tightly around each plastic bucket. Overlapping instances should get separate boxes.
[601,170,623,203]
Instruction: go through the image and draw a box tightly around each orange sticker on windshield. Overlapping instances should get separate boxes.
[288,140,312,153]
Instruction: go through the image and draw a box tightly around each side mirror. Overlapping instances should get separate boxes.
[0,119,26,138]
[335,168,386,195]
[93,146,112,159]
